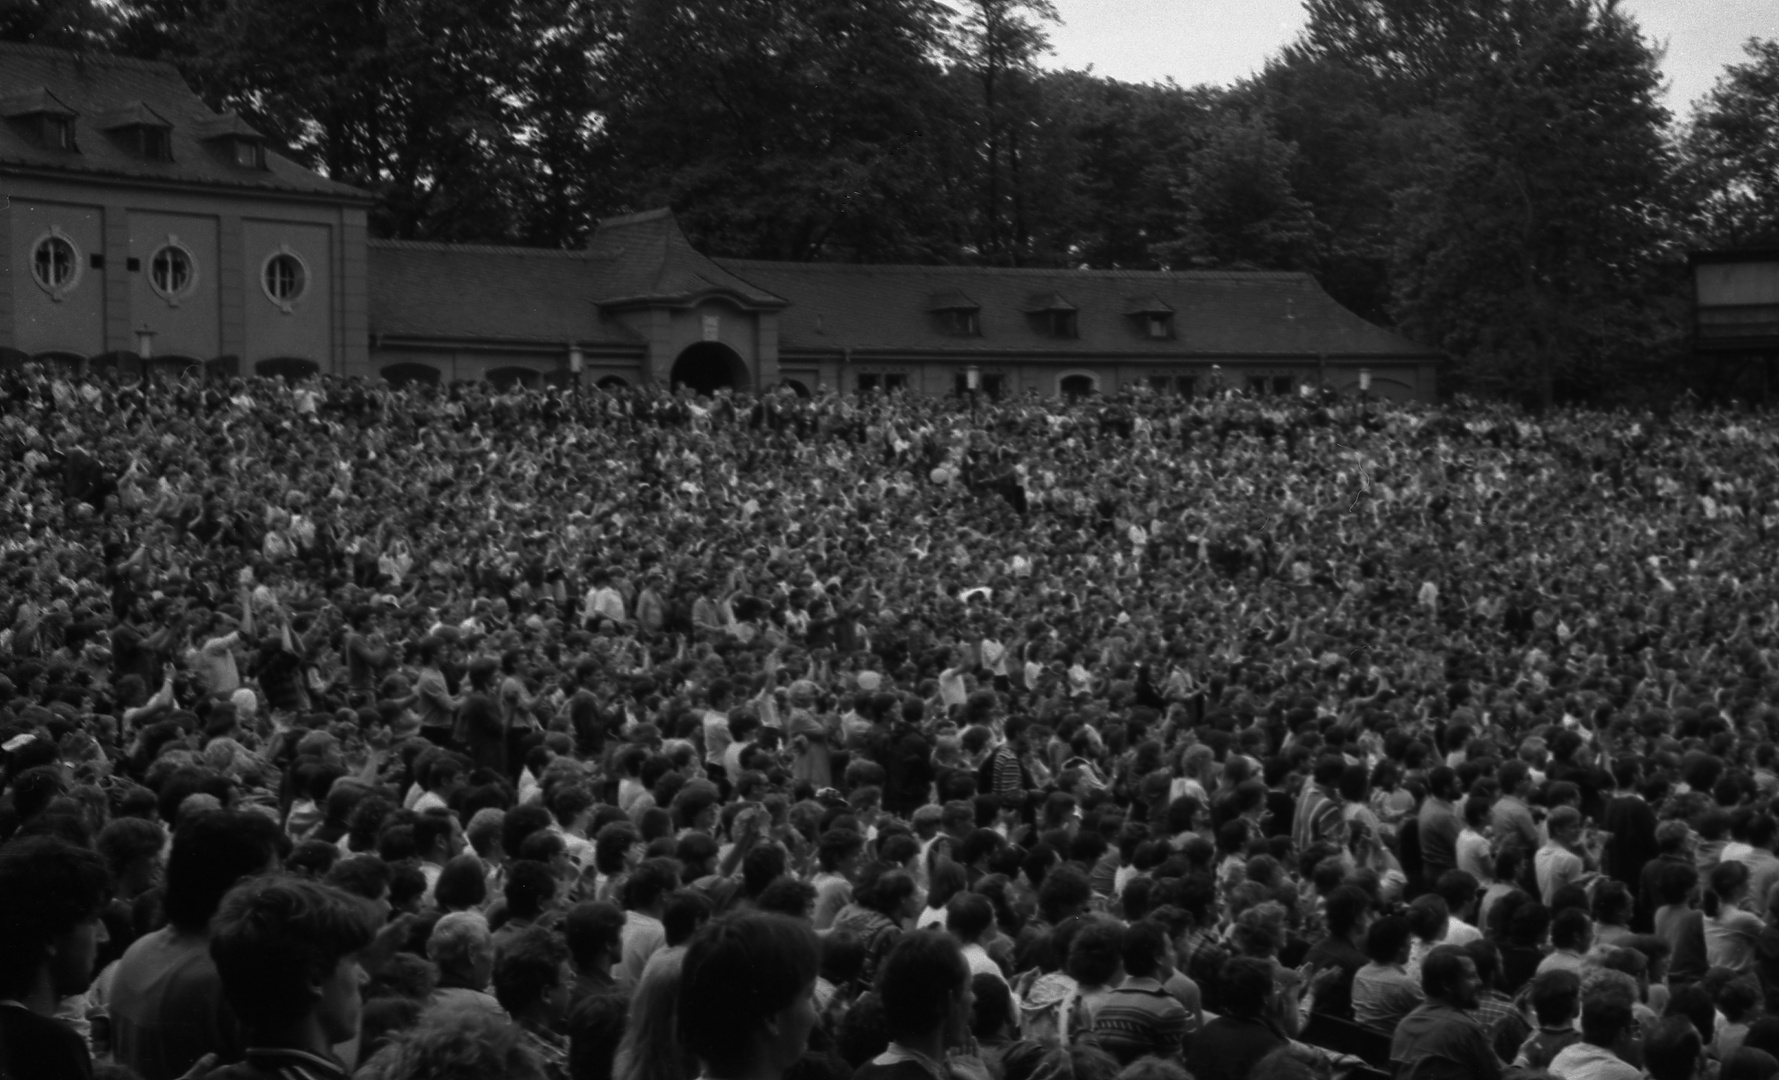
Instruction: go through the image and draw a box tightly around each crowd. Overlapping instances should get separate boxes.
[3,360,1779,1080]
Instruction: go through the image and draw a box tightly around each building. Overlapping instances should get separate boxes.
[1691,248,1779,403]
[4,43,1441,401]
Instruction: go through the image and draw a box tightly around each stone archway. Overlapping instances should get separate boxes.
[670,342,748,396]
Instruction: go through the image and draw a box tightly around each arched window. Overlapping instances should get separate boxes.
[261,249,308,310]
[31,232,81,300]
[149,242,196,301]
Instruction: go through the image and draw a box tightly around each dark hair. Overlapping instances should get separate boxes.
[678,914,820,1076]
[971,971,1016,1041]
[663,889,714,947]
[1325,884,1371,939]
[1551,907,1592,951]
[1645,1016,1705,1080]
[1067,919,1126,987]
[504,859,557,920]
[434,853,488,911]
[1529,968,1582,1026]
[1220,956,1275,1017]
[0,837,111,998]
[1364,913,1411,964]
[164,810,283,933]
[492,924,569,1015]
[564,900,627,972]
[756,877,817,919]
[622,858,680,912]
[1420,944,1471,999]
[878,930,970,1043]
[325,854,391,902]
[1121,920,1170,980]
[208,876,376,1032]
[946,892,995,943]
[1665,983,1717,1044]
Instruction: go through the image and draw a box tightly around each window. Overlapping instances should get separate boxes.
[1248,376,1270,397]
[882,373,909,392]
[981,373,1006,399]
[1149,375,1171,393]
[233,140,264,169]
[1175,376,1197,398]
[141,127,172,161]
[42,116,74,150]
[262,251,308,308]
[941,309,980,336]
[1147,313,1172,339]
[1272,376,1295,397]
[149,243,195,300]
[857,373,880,394]
[1048,310,1078,338]
[33,235,77,290]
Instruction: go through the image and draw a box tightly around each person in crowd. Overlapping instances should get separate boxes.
[13,369,1779,1080]
[205,875,378,1080]
[1390,944,1501,1080]
[0,836,115,1080]
[1548,973,1646,1080]
[677,913,822,1080]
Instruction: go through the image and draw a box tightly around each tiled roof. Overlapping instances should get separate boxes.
[585,209,786,309]
[714,259,1435,359]
[0,43,366,201]
[368,240,643,347]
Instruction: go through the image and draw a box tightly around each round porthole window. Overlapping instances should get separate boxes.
[31,232,81,300]
[149,242,196,302]
[261,249,308,311]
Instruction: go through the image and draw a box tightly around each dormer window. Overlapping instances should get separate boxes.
[927,289,982,337]
[197,113,268,170]
[1025,292,1078,339]
[1,87,79,152]
[95,101,175,163]
[1125,295,1176,340]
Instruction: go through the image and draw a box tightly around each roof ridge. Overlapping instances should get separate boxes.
[0,42,187,77]
[714,258,1313,283]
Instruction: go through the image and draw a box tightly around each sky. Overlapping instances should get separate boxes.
[1041,0,1778,119]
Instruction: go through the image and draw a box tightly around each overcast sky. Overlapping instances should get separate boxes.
[1041,0,1777,120]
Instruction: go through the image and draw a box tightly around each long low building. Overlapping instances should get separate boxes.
[4,42,1440,401]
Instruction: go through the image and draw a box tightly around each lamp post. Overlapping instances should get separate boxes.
[135,327,155,360]
[1358,367,1372,423]
[966,364,981,423]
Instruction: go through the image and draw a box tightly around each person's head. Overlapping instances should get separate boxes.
[879,929,973,1046]
[1551,907,1594,953]
[356,999,549,1080]
[1364,913,1412,965]
[428,911,496,988]
[97,816,167,898]
[946,892,995,945]
[1593,880,1633,927]
[1121,920,1173,980]
[1529,968,1582,1028]
[1667,982,1717,1044]
[209,875,378,1043]
[1547,805,1583,845]
[1722,1048,1779,1080]
[1705,859,1752,917]
[164,809,284,933]
[433,853,488,912]
[492,925,572,1028]
[1067,919,1126,988]
[1421,944,1480,1009]
[565,900,627,975]
[1221,956,1277,1018]
[1581,975,1643,1064]
[678,913,821,1079]
[663,889,715,948]
[1406,894,1449,944]
[1325,884,1372,943]
[1645,1016,1706,1080]
[505,859,558,921]
[0,837,111,1003]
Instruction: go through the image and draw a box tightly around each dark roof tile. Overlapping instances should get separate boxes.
[0,43,366,201]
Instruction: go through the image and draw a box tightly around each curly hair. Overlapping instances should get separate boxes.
[358,1000,548,1080]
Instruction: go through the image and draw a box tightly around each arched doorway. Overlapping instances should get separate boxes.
[780,378,811,398]
[381,362,442,388]
[1059,373,1099,399]
[486,366,541,391]
[257,357,321,381]
[670,343,748,396]
[596,375,630,392]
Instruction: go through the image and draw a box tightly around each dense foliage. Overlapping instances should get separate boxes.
[6,0,1774,404]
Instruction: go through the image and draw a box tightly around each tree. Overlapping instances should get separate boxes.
[1152,107,1320,272]
[1683,38,1779,248]
[601,0,966,262]
[1383,0,1682,405]
[2,0,116,48]
[949,0,1059,263]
